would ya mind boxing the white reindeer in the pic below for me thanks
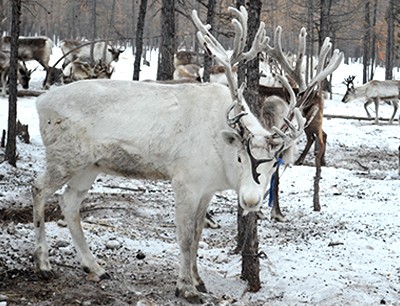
[342,75,400,124]
[60,39,125,69]
[32,7,304,304]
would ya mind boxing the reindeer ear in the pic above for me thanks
[221,130,241,147]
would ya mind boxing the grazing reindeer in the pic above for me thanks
[263,26,344,218]
[60,39,125,69]
[342,75,400,124]
[32,7,306,304]
[0,51,34,95]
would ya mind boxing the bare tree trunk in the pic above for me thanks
[0,0,6,40]
[236,0,262,293]
[319,0,331,49]
[362,0,370,84]
[369,0,378,80]
[319,0,332,92]
[131,0,136,55]
[157,0,175,81]
[90,0,96,65]
[306,0,314,84]
[5,0,21,167]
[133,0,147,81]
[385,0,394,80]
[202,0,216,83]
[104,0,116,60]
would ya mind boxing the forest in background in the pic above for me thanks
[0,0,399,69]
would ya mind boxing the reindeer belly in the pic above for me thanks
[94,144,170,180]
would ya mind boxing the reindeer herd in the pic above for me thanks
[0,36,125,94]
[0,5,396,305]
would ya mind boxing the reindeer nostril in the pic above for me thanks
[242,194,261,209]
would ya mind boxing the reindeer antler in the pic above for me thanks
[264,26,307,91]
[192,6,267,103]
[343,75,356,87]
[264,26,344,124]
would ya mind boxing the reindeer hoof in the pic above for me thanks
[100,272,111,280]
[271,213,286,222]
[196,282,207,293]
[175,287,216,304]
[37,269,55,280]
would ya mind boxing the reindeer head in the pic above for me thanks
[107,45,125,62]
[341,75,356,103]
[17,61,37,89]
[193,6,305,213]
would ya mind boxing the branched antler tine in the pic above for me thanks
[193,9,238,99]
[315,37,331,76]
[294,28,306,86]
[275,74,296,111]
[272,108,305,145]
[200,34,230,66]
[240,22,267,63]
[273,27,292,71]
[308,48,344,88]
[227,105,247,126]
[192,10,230,62]
[283,117,296,132]
[303,105,319,129]
[228,6,247,63]
[265,26,306,91]
[272,126,286,138]
[230,19,245,65]
[292,108,305,136]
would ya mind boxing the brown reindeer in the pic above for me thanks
[263,26,343,219]
[173,50,201,82]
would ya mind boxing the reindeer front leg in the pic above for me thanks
[364,98,374,120]
[190,194,213,293]
[173,181,215,304]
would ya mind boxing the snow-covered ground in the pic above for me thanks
[0,46,399,306]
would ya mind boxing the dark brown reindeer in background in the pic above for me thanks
[262,26,343,219]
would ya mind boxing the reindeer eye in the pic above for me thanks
[237,156,242,163]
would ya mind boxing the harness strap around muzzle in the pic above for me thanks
[267,157,285,207]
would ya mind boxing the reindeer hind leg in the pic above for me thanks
[295,131,315,165]
[389,100,398,124]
